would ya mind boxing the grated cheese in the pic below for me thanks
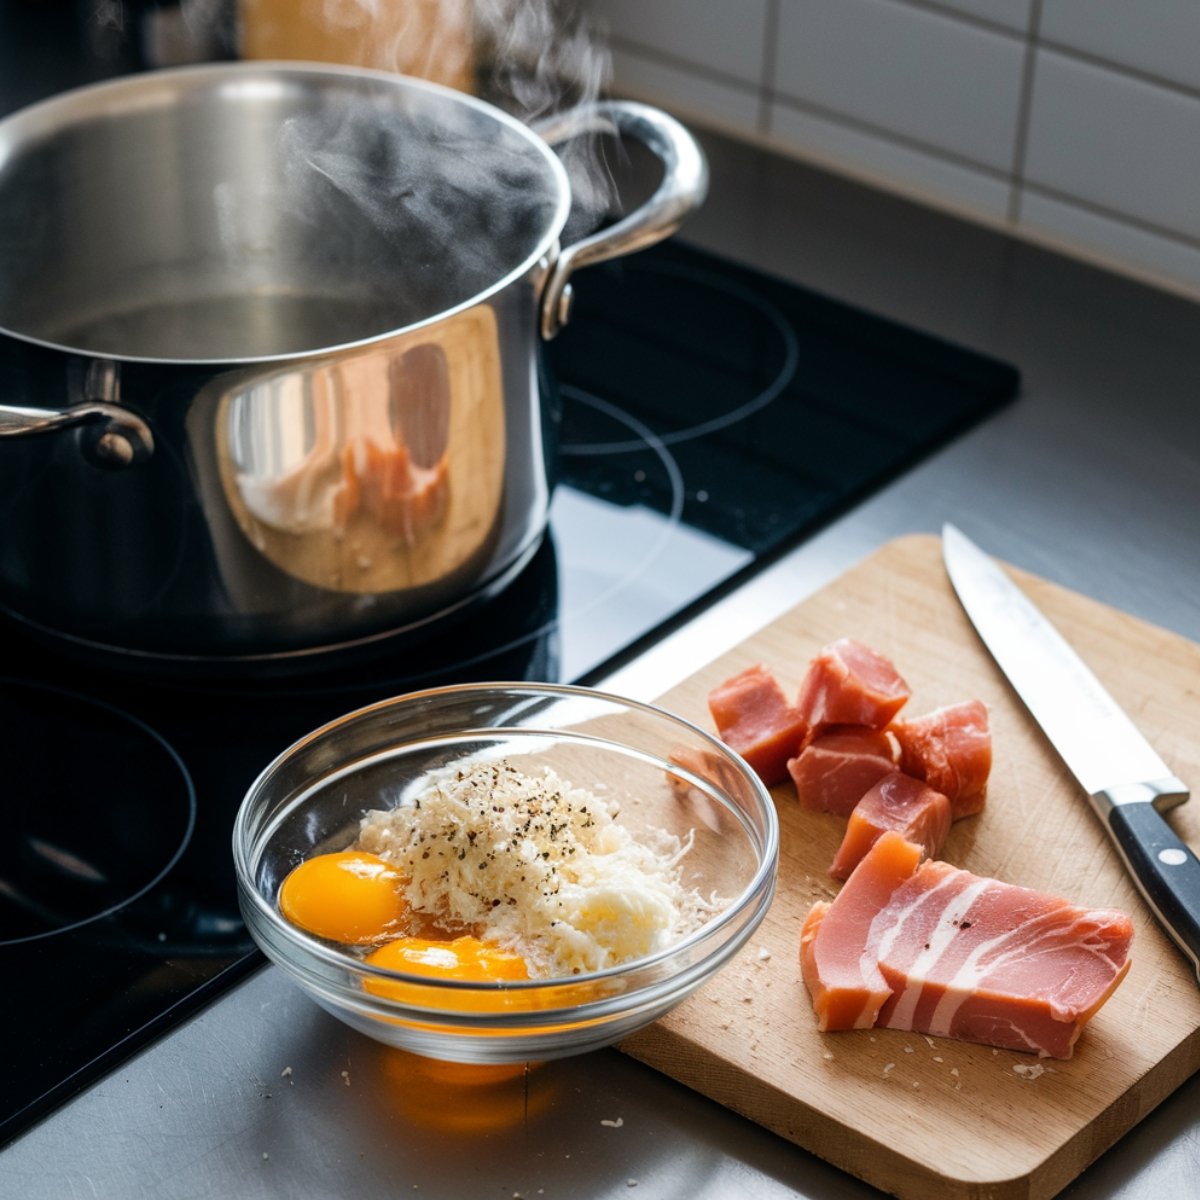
[356,760,717,978]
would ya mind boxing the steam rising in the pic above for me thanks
[86,1,621,333]
[245,0,620,299]
[269,84,565,325]
[255,0,620,234]
[474,0,616,228]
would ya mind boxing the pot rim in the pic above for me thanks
[0,60,574,367]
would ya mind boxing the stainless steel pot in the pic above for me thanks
[0,62,706,666]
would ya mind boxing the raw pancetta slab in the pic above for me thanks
[801,832,1133,1057]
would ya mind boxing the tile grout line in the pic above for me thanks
[770,92,1013,184]
[607,35,762,99]
[1037,36,1200,106]
[860,0,1200,105]
[1020,179,1200,258]
[757,0,782,137]
[1006,0,1042,227]
[769,88,1200,260]
[884,0,1028,41]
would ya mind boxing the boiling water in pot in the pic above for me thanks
[48,290,422,361]
[0,69,561,362]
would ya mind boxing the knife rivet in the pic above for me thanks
[1158,848,1188,867]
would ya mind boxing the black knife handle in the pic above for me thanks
[1107,802,1200,982]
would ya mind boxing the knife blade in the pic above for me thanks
[942,522,1200,983]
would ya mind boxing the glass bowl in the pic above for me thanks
[232,681,778,1063]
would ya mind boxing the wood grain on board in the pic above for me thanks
[620,533,1200,1200]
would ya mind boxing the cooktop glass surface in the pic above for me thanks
[0,237,1019,1146]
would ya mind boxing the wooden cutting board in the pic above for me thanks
[620,533,1200,1200]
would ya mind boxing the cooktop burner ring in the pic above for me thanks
[0,680,197,947]
[559,258,801,454]
[555,387,685,607]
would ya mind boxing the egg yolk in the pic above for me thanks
[278,850,409,945]
[363,935,530,1011]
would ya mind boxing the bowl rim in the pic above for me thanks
[232,680,780,998]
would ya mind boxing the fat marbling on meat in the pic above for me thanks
[787,727,899,816]
[801,831,1133,1058]
[795,636,912,732]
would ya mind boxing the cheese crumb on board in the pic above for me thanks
[357,760,717,978]
[1013,1063,1047,1080]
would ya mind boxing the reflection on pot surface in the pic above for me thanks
[218,309,504,596]
[0,63,707,665]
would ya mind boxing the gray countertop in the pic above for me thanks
[5,126,1199,1200]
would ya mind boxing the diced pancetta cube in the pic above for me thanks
[795,637,911,732]
[801,832,1133,1058]
[787,727,898,816]
[890,699,991,818]
[828,771,951,880]
[707,663,808,786]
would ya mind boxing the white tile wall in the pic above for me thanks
[1024,50,1200,244]
[590,0,771,86]
[592,0,1200,303]
[769,99,1013,220]
[608,43,762,141]
[929,1,1032,34]
[1039,0,1200,92]
[772,0,1026,172]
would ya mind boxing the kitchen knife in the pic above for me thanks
[942,523,1200,983]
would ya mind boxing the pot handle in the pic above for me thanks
[534,100,709,339]
[0,401,155,468]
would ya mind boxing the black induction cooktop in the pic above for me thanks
[0,230,1019,1145]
